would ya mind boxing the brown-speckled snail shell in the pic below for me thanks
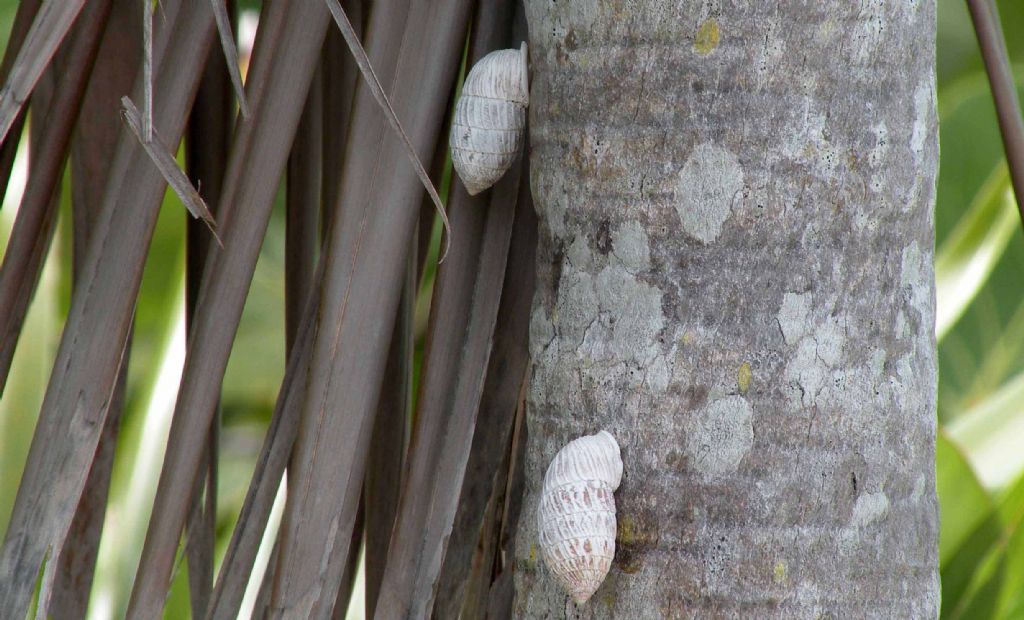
[537,430,623,604]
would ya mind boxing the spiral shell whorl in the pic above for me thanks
[449,43,528,195]
[537,431,622,604]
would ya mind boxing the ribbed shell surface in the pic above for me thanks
[537,431,622,604]
[449,43,529,195]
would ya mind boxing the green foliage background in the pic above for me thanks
[0,0,1022,617]
[935,3,1024,616]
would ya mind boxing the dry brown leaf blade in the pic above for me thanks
[0,0,87,144]
[121,96,222,246]
[183,17,235,612]
[0,3,216,616]
[0,0,43,209]
[52,6,143,605]
[375,2,522,612]
[208,0,249,117]
[0,0,116,397]
[374,157,522,619]
[434,165,536,616]
[205,269,321,620]
[362,249,415,617]
[268,0,472,612]
[126,3,331,615]
[142,0,153,140]
[323,0,452,261]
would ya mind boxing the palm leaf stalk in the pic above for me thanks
[0,4,215,615]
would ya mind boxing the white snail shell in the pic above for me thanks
[449,42,529,196]
[537,430,622,604]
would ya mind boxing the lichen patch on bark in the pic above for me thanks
[900,241,933,326]
[674,142,743,244]
[840,491,891,552]
[548,227,665,369]
[911,82,933,157]
[851,491,890,527]
[610,221,650,272]
[783,309,849,408]
[868,121,889,167]
[777,292,812,345]
[590,266,665,363]
[685,395,754,481]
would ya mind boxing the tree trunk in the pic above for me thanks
[514,2,940,617]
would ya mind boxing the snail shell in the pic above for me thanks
[449,42,529,195]
[537,430,622,604]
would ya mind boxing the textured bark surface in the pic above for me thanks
[514,2,940,617]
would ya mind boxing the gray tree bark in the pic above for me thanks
[514,2,940,618]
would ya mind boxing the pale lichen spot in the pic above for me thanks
[555,258,665,368]
[896,309,909,339]
[737,362,752,394]
[686,395,754,481]
[591,264,665,362]
[868,348,887,377]
[911,81,933,156]
[554,270,598,349]
[646,354,671,393]
[892,353,927,413]
[814,314,847,366]
[565,236,594,270]
[777,292,812,345]
[869,173,884,196]
[911,475,926,502]
[611,221,651,272]
[783,310,848,408]
[694,18,720,55]
[674,143,744,244]
[851,492,889,527]
[782,109,826,163]
[900,241,933,325]
[839,492,890,553]
[785,338,826,408]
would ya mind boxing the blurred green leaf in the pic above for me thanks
[936,164,1018,340]
[994,506,1024,619]
[948,370,1024,490]
[935,70,1023,245]
[938,430,1002,618]
[221,192,285,412]
[950,538,1006,620]
[936,68,1024,424]
[945,470,1024,619]
[164,555,191,620]
[939,430,995,564]
[938,0,1024,89]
